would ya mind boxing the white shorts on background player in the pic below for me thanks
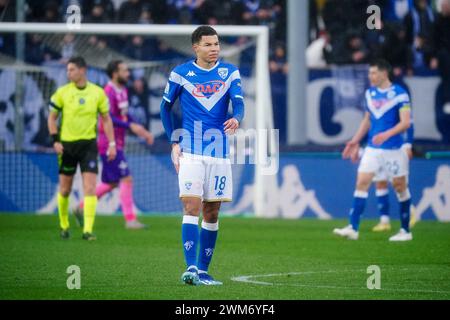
[178,152,232,202]
[359,147,409,181]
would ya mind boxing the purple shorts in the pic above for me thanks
[100,150,131,183]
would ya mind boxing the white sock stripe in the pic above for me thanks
[201,221,219,231]
[396,189,411,202]
[182,215,199,225]
[376,189,389,197]
[354,190,369,198]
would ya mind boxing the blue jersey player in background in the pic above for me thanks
[160,26,244,285]
[334,59,413,241]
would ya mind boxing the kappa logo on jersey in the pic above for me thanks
[186,70,197,77]
[218,68,228,79]
[192,80,226,98]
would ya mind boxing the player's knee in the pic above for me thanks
[121,176,132,184]
[183,200,201,216]
[83,184,97,196]
[376,181,388,190]
[392,179,406,193]
[203,203,220,222]
[59,189,71,197]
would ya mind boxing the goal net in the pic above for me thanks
[0,23,277,217]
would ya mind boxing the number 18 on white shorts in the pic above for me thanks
[178,153,233,202]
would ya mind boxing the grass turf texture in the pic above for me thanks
[0,214,449,300]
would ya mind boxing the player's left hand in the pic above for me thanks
[107,145,117,161]
[223,118,239,135]
[372,132,390,146]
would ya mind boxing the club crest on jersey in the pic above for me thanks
[192,80,225,98]
[185,181,192,190]
[387,91,396,99]
[218,68,228,79]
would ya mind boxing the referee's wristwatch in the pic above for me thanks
[108,141,116,147]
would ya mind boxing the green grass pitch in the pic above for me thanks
[1,214,449,300]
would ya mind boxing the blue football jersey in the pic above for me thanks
[162,60,244,158]
[365,84,411,149]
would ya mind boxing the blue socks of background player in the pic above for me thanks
[349,191,368,231]
[182,215,199,269]
[376,188,390,221]
[198,221,219,273]
[397,189,411,232]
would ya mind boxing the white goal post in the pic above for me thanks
[0,22,278,217]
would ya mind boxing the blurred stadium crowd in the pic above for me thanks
[0,0,449,149]
[0,1,447,76]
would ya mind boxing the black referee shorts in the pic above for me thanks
[58,139,98,176]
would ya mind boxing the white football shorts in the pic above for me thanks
[359,147,409,181]
[178,152,233,202]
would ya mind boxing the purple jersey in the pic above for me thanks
[98,82,131,154]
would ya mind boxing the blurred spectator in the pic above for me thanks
[85,2,113,23]
[269,42,288,74]
[239,0,279,26]
[60,33,76,64]
[122,35,157,61]
[166,0,206,24]
[381,22,411,76]
[323,0,370,39]
[128,77,151,129]
[118,0,143,23]
[41,1,61,22]
[25,34,58,65]
[154,39,187,61]
[382,0,414,22]
[340,32,370,65]
[364,16,387,61]
[0,0,16,21]
[0,0,16,56]
[434,0,450,79]
[307,32,330,68]
[434,0,450,138]
[83,0,115,21]
[404,0,437,72]
[138,6,154,24]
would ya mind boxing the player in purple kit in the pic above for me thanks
[75,60,154,229]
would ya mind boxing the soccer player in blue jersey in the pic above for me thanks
[160,26,244,285]
[333,59,413,241]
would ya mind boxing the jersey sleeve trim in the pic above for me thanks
[49,101,61,112]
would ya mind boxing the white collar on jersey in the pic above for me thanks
[375,85,394,93]
[193,60,220,72]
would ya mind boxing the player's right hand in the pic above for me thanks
[171,143,182,174]
[53,142,63,155]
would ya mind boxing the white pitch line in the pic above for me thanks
[231,271,450,294]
